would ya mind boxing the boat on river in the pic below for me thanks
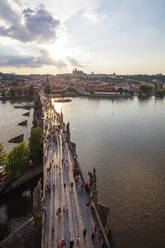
[14,103,34,109]
[14,104,25,108]
[54,99,72,103]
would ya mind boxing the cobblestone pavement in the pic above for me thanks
[42,102,107,248]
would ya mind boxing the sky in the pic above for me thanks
[0,0,165,75]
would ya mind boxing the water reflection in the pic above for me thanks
[0,100,34,152]
[60,96,165,248]
[52,98,63,113]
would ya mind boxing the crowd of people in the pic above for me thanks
[41,97,107,248]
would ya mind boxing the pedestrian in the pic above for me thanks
[66,206,69,214]
[90,205,94,214]
[64,182,66,190]
[53,183,55,191]
[58,240,62,248]
[42,206,46,216]
[91,232,95,244]
[61,239,66,247]
[93,224,97,233]
[69,240,74,248]
[100,239,105,247]
[58,167,61,175]
[56,206,61,217]
[83,228,87,242]
[63,205,66,214]
[98,229,102,242]
[76,235,80,245]
[71,182,74,189]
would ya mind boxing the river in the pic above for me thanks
[53,96,165,248]
[0,97,165,248]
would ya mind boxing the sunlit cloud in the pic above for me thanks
[0,49,67,68]
[0,1,60,44]
[83,10,106,23]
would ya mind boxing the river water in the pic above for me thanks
[54,96,165,248]
[0,97,165,248]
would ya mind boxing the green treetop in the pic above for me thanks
[28,85,35,96]
[117,88,123,94]
[9,87,16,97]
[1,89,5,97]
[28,127,43,165]
[5,142,29,177]
[138,85,153,97]
[44,85,51,95]
[0,143,6,167]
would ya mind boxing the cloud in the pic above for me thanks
[0,49,67,68]
[0,0,20,25]
[67,57,83,67]
[83,10,106,23]
[22,8,34,15]
[0,1,60,43]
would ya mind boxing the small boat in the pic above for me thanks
[24,103,34,107]
[54,99,71,103]
[14,104,25,108]
[24,103,34,109]
[14,103,34,109]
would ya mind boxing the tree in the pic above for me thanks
[124,89,128,94]
[44,85,51,95]
[155,88,165,97]
[117,88,123,94]
[28,85,35,96]
[28,127,43,164]
[17,87,23,96]
[128,90,134,96]
[0,143,6,167]
[9,87,16,97]
[12,80,18,87]
[1,89,5,97]
[5,142,29,177]
[155,82,163,90]
[23,87,28,95]
[138,85,153,97]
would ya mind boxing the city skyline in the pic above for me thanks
[0,0,165,75]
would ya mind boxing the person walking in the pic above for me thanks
[58,240,62,248]
[69,240,74,248]
[70,182,74,191]
[64,182,66,190]
[61,239,66,247]
[93,224,97,233]
[76,235,80,246]
[56,206,61,217]
[63,205,66,214]
[91,232,95,244]
[83,228,87,242]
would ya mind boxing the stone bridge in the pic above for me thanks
[40,95,111,248]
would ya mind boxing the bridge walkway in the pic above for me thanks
[42,98,108,248]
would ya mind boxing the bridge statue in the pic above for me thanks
[61,112,63,122]
[66,122,70,140]
[88,168,98,207]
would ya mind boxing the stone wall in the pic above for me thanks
[0,164,43,197]
[0,218,41,248]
